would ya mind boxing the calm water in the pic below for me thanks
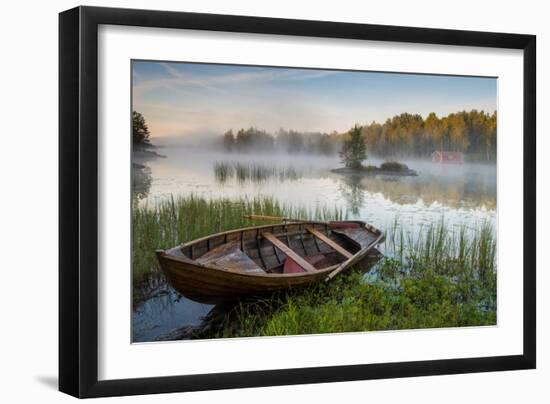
[132,146,496,342]
[138,147,496,227]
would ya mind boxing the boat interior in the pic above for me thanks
[167,222,379,275]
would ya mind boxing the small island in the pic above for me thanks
[331,125,417,177]
[331,161,417,176]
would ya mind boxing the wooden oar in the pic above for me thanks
[243,214,304,223]
[325,232,385,281]
[244,215,359,227]
[325,263,352,281]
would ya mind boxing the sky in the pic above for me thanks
[132,60,497,139]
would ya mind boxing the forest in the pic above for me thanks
[219,109,497,161]
[222,128,341,155]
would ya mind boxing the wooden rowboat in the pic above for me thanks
[156,219,384,304]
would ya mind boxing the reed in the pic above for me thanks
[213,161,302,184]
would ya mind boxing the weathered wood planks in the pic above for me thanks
[261,232,317,273]
[306,227,353,259]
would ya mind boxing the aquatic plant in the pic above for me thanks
[213,161,302,184]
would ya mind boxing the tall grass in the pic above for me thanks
[132,194,345,294]
[384,219,496,283]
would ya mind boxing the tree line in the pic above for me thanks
[222,128,342,155]
[219,109,497,161]
[132,108,496,160]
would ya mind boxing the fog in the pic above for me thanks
[135,143,496,215]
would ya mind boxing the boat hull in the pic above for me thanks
[157,254,335,303]
[156,220,383,304]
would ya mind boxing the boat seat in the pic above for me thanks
[331,228,377,249]
[196,241,265,274]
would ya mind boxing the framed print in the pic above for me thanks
[59,6,536,398]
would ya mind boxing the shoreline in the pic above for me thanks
[133,147,166,160]
[330,166,418,177]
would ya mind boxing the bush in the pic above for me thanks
[380,161,408,172]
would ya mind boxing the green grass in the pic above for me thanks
[132,195,344,301]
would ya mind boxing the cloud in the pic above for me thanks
[133,63,340,98]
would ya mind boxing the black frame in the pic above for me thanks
[59,6,536,398]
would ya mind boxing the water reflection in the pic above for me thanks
[132,162,152,202]
[132,148,166,203]
[209,158,496,211]
[335,168,496,211]
[337,174,365,215]
[132,285,213,342]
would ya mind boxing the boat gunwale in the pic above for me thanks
[158,220,384,279]
[178,220,379,249]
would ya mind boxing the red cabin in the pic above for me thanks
[432,150,464,164]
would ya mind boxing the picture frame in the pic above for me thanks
[59,5,536,398]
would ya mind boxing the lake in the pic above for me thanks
[132,146,496,342]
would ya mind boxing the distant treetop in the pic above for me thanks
[132,111,151,145]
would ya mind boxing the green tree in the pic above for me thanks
[340,125,367,169]
[132,111,151,145]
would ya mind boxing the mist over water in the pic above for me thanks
[136,145,496,235]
